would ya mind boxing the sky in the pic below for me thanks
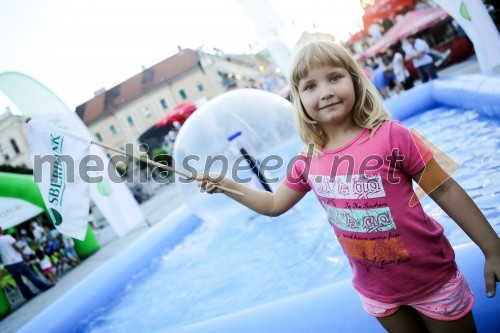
[0,0,363,113]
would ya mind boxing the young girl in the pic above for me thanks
[197,39,500,333]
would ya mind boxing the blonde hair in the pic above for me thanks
[289,39,390,155]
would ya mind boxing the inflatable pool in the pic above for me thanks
[17,75,500,333]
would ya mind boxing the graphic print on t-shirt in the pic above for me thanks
[310,174,411,272]
[311,174,386,199]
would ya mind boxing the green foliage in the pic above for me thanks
[152,147,167,160]
[151,148,172,177]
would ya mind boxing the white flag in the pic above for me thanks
[28,120,91,240]
[0,72,144,237]
[434,0,500,73]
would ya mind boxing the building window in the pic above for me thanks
[160,98,168,110]
[95,133,103,142]
[105,85,121,110]
[126,116,134,127]
[142,106,151,118]
[0,144,9,160]
[179,89,187,100]
[10,139,20,154]
[196,81,204,92]
[109,125,117,136]
[141,68,155,85]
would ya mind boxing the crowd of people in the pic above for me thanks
[343,0,460,100]
[0,220,80,302]
[356,0,433,51]
[361,33,451,100]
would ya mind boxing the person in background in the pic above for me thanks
[61,234,81,266]
[16,229,36,259]
[381,17,394,33]
[46,229,79,274]
[386,42,414,91]
[0,227,53,300]
[34,249,58,283]
[30,221,47,247]
[368,21,384,43]
[370,63,394,99]
[362,57,379,79]
[405,34,438,83]
[88,208,99,230]
[395,6,412,22]
[364,56,378,71]
[264,75,278,92]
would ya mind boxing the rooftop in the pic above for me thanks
[75,49,200,125]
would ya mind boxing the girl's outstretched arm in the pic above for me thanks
[197,174,306,217]
[412,158,500,298]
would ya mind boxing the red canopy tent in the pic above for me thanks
[348,31,365,44]
[155,102,197,128]
[361,7,449,59]
[362,0,415,32]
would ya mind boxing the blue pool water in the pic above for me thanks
[77,106,500,333]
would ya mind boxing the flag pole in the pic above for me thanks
[90,141,244,197]
[24,117,243,196]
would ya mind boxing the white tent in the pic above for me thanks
[0,197,43,230]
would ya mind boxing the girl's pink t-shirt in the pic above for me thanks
[284,120,456,303]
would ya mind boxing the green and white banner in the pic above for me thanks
[0,72,145,238]
[29,120,90,240]
[0,197,43,230]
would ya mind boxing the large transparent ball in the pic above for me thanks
[173,89,298,223]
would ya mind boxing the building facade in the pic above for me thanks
[76,48,278,153]
[0,109,30,168]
